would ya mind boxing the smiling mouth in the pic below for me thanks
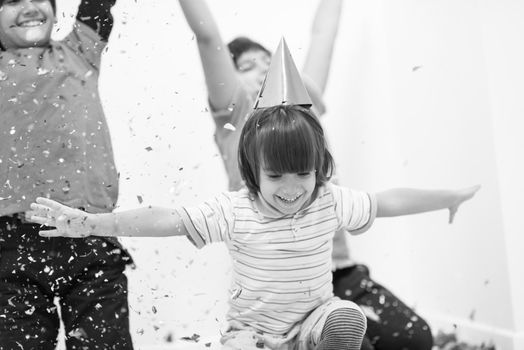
[276,194,302,204]
[17,19,46,28]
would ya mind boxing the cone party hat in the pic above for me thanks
[254,37,312,109]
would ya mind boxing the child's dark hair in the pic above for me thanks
[238,105,334,194]
[227,37,271,68]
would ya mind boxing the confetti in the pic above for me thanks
[223,123,236,131]
[25,306,35,315]
[180,333,200,342]
[68,328,87,339]
[230,288,242,300]
[37,67,50,75]
[165,332,173,343]
[360,305,380,322]
[469,309,476,321]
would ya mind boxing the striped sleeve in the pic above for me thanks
[175,192,235,249]
[331,184,377,235]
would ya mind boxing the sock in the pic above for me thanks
[316,307,367,350]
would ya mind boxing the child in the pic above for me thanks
[180,1,436,348]
[27,49,479,348]
[178,0,337,192]
[0,0,133,348]
[28,103,479,350]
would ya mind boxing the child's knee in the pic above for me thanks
[320,307,367,349]
[325,307,366,335]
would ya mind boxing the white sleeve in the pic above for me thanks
[176,192,235,248]
[332,184,377,235]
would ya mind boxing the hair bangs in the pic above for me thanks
[258,111,320,175]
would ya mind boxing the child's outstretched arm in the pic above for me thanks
[375,185,480,223]
[28,198,188,238]
[76,0,118,42]
[178,0,239,111]
[302,0,343,95]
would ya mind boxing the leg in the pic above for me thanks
[316,307,367,350]
[0,216,60,350]
[58,238,133,349]
[298,298,366,350]
[333,265,433,350]
[0,280,60,350]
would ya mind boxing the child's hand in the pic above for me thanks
[27,197,93,238]
[448,185,481,224]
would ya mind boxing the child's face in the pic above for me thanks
[258,167,316,215]
[236,49,271,98]
[0,0,54,50]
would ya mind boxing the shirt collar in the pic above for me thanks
[251,186,323,219]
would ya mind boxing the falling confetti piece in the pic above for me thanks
[137,195,143,204]
[180,333,200,342]
[25,306,35,315]
[7,296,16,307]
[223,123,236,131]
[68,328,87,339]
[165,332,173,343]
[360,305,380,322]
[230,288,242,300]
[145,146,153,152]
[469,309,476,321]
[37,67,50,75]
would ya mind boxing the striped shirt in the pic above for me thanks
[177,182,377,335]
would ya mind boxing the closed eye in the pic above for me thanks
[298,171,314,177]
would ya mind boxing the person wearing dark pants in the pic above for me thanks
[333,264,434,350]
[0,216,132,349]
[0,0,133,348]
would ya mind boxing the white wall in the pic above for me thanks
[478,1,524,348]
[53,0,523,349]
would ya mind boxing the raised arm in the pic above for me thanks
[178,0,239,110]
[302,0,343,95]
[76,0,117,42]
[375,185,480,223]
[28,198,188,238]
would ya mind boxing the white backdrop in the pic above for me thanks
[53,0,524,349]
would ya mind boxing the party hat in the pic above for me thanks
[254,37,312,109]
